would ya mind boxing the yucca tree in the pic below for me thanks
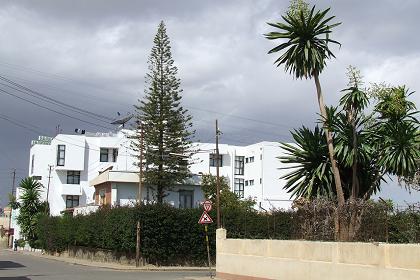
[280,123,383,200]
[16,177,46,246]
[265,2,345,209]
[280,68,419,240]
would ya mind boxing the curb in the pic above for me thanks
[12,250,214,272]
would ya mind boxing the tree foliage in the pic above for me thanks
[280,67,420,200]
[132,21,194,203]
[265,2,341,78]
[16,177,48,247]
[200,174,256,211]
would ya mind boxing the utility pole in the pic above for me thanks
[136,121,144,267]
[11,169,16,196]
[215,120,221,228]
[46,165,53,213]
[46,165,53,202]
[8,169,16,248]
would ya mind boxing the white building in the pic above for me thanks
[191,142,293,210]
[13,130,294,239]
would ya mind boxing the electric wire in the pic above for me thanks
[0,82,111,124]
[0,88,113,130]
[0,75,114,121]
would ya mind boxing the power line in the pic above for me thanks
[0,60,118,98]
[0,114,50,135]
[0,82,111,124]
[0,88,113,130]
[0,75,114,121]
[186,105,295,129]
[0,114,101,152]
[0,60,296,131]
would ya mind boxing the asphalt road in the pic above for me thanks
[0,250,209,280]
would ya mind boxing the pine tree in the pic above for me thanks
[133,21,194,203]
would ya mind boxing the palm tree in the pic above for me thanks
[16,177,46,246]
[279,71,419,240]
[265,3,345,213]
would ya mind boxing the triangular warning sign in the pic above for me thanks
[198,211,213,224]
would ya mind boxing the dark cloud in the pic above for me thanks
[0,0,419,207]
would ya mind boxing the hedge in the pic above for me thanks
[36,202,420,266]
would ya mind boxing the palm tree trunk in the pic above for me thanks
[314,73,347,240]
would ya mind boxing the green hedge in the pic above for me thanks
[36,202,420,266]
[37,205,217,265]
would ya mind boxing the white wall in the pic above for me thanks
[261,143,293,210]
[190,142,294,210]
[110,182,204,208]
[216,229,420,280]
[22,131,295,221]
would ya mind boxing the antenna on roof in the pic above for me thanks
[110,113,133,128]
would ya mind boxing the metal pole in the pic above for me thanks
[8,169,16,248]
[215,120,221,229]
[205,225,212,276]
[136,220,141,267]
[46,165,53,205]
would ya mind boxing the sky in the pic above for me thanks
[0,0,419,207]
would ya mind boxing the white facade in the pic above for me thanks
[14,130,295,239]
[191,142,294,210]
[22,131,136,216]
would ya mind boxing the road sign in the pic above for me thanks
[198,211,213,224]
[202,200,212,212]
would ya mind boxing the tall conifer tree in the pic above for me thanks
[133,21,194,203]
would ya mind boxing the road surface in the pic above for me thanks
[0,250,209,280]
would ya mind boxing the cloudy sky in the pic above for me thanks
[0,0,419,207]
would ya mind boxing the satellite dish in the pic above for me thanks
[110,114,133,128]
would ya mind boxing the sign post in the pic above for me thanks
[198,200,214,277]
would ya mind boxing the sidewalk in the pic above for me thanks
[11,249,215,273]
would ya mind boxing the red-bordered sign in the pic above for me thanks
[198,211,213,224]
[202,200,212,212]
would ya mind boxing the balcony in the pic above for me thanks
[60,184,82,196]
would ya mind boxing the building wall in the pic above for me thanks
[192,142,294,210]
[21,131,294,220]
[216,229,420,280]
[261,143,293,210]
[93,182,204,209]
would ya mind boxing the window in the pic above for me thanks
[66,195,79,208]
[209,154,223,167]
[234,178,244,198]
[245,158,249,163]
[260,154,262,160]
[57,145,65,166]
[245,180,249,186]
[67,171,80,184]
[249,156,254,163]
[260,178,262,184]
[249,179,254,186]
[112,148,118,162]
[179,190,194,209]
[100,148,109,162]
[235,156,244,175]
[31,155,35,174]
[32,176,42,181]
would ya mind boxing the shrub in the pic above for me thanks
[36,201,420,266]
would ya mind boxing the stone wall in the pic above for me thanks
[216,229,420,280]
